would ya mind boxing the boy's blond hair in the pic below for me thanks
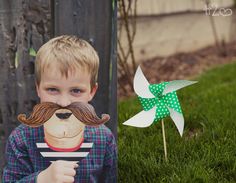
[35,35,99,88]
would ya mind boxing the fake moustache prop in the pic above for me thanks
[123,66,197,136]
[18,102,110,162]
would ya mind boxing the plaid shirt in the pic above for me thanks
[2,124,117,183]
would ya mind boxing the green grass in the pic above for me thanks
[118,62,236,183]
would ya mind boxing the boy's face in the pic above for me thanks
[36,66,98,106]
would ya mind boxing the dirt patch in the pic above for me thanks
[118,41,236,98]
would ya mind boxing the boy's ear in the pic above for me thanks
[89,83,98,101]
[35,82,40,98]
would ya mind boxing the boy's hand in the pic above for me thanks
[37,160,78,183]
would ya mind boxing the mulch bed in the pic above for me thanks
[118,41,236,98]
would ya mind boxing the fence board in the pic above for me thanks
[54,0,116,136]
[0,0,52,179]
[107,0,117,138]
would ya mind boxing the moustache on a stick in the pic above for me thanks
[18,102,110,127]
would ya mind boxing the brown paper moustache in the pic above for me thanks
[17,102,110,127]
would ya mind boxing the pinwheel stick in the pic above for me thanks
[161,119,168,162]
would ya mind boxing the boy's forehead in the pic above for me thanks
[43,63,88,75]
[41,64,91,81]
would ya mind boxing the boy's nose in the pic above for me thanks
[56,97,72,107]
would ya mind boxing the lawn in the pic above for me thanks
[118,62,236,183]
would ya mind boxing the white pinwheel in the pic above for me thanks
[123,66,197,136]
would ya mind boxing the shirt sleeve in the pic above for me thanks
[100,132,117,183]
[2,131,40,183]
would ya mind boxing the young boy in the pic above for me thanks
[2,35,117,183]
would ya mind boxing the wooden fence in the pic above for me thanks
[0,0,116,179]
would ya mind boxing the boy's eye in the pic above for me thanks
[46,88,59,93]
[71,89,81,94]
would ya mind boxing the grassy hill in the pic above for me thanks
[118,62,236,183]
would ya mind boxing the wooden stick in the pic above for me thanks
[161,119,168,162]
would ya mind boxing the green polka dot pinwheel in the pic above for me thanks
[123,66,197,136]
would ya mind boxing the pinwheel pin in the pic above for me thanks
[123,66,197,160]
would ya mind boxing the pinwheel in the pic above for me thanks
[123,66,197,135]
[123,66,197,160]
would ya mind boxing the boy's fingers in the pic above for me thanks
[63,167,76,176]
[69,161,79,164]
[59,161,78,168]
[62,175,75,183]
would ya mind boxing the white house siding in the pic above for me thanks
[136,0,234,16]
[118,0,236,63]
